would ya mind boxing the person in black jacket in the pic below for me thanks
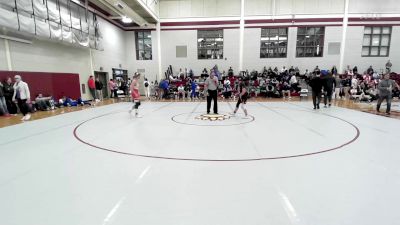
[331,66,338,75]
[95,77,104,101]
[309,72,323,109]
[2,77,17,114]
[322,73,336,107]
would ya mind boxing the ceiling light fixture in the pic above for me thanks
[121,16,132,23]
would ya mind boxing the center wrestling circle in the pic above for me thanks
[73,107,360,162]
[171,112,255,126]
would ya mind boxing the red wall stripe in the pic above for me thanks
[161,20,240,26]
[0,71,81,100]
[161,26,240,31]
[349,17,400,22]
[245,18,343,24]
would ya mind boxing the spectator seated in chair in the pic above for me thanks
[281,81,291,99]
[177,84,185,99]
[34,94,55,111]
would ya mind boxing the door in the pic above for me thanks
[94,71,109,98]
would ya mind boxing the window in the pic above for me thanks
[260,28,288,58]
[296,27,325,57]
[135,31,152,60]
[362,27,391,57]
[198,30,223,59]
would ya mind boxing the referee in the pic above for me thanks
[205,72,219,114]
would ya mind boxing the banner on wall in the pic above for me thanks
[35,18,50,38]
[33,0,48,19]
[47,2,61,22]
[0,0,15,9]
[16,0,33,14]
[62,26,73,43]
[50,22,62,41]
[61,12,72,27]
[18,14,35,34]
[0,8,18,30]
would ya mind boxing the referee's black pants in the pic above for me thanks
[207,90,218,114]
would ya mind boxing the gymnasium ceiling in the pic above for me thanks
[87,0,158,29]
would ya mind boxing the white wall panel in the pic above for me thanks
[179,0,192,18]
[0,40,8,70]
[160,0,240,19]
[348,0,400,13]
[245,0,345,16]
[161,29,240,76]
[190,0,204,17]
[203,0,217,17]
[245,0,272,16]
[275,0,293,15]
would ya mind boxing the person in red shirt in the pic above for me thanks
[129,73,142,118]
[87,76,96,101]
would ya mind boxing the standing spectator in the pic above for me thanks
[334,75,342,100]
[367,66,374,75]
[223,78,232,99]
[160,79,169,99]
[3,77,17,114]
[108,79,117,98]
[95,77,103,101]
[376,73,399,115]
[385,60,392,73]
[150,81,156,99]
[12,75,31,121]
[353,66,358,74]
[228,67,234,76]
[204,72,218,114]
[313,66,321,74]
[0,81,10,116]
[322,73,336,107]
[331,66,338,75]
[309,73,323,109]
[289,74,298,91]
[88,76,96,101]
[143,78,150,100]
[190,80,198,100]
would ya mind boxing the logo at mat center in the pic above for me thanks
[195,113,231,121]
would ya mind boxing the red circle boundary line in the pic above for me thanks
[72,110,360,162]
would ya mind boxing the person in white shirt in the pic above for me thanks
[347,68,354,76]
[12,75,31,121]
[177,85,185,99]
[289,75,297,85]
[143,78,150,100]
[351,76,358,89]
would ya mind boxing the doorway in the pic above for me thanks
[94,71,109,99]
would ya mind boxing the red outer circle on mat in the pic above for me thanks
[73,110,360,162]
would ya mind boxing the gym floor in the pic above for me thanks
[0,100,399,225]
[0,97,399,128]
